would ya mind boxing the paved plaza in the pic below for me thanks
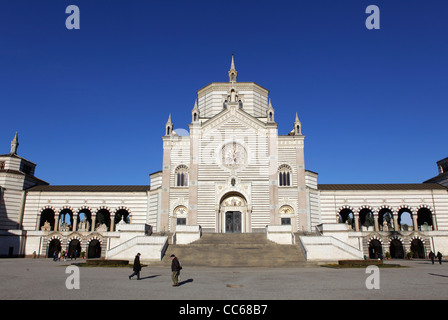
[0,258,446,301]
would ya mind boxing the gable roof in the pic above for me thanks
[318,183,446,191]
[26,185,150,192]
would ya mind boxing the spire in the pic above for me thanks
[267,99,275,122]
[165,114,173,136]
[228,53,237,83]
[10,132,19,155]
[294,112,302,135]
[192,99,199,123]
[230,54,236,70]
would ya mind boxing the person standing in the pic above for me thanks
[437,251,443,265]
[429,251,435,264]
[129,253,142,280]
[170,254,182,287]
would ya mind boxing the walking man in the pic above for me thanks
[429,251,435,265]
[129,253,142,280]
[437,251,443,265]
[170,254,182,287]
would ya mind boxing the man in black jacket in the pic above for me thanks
[170,254,182,286]
[429,251,435,264]
[437,251,443,265]
[129,253,142,280]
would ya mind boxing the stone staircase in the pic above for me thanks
[148,233,310,268]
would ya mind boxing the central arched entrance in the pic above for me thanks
[218,192,249,233]
[390,239,404,259]
[411,238,425,259]
[48,239,61,258]
[88,239,101,258]
[369,239,383,259]
[225,211,242,233]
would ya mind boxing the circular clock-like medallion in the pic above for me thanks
[221,142,247,169]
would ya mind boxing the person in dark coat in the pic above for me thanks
[170,254,182,286]
[429,251,435,264]
[437,251,443,265]
[129,253,142,280]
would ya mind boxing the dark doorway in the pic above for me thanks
[88,240,101,258]
[48,239,61,258]
[68,239,81,259]
[411,239,425,259]
[369,239,383,259]
[390,239,404,259]
[225,211,241,233]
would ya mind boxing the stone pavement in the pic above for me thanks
[0,258,446,301]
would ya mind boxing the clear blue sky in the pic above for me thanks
[1,0,447,186]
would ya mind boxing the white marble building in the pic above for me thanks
[1,57,448,262]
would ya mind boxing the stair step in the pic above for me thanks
[148,233,310,268]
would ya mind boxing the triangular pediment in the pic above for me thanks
[201,106,273,135]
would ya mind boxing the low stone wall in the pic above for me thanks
[266,225,295,244]
[172,225,202,244]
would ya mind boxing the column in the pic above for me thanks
[432,214,438,231]
[73,214,78,231]
[354,214,360,232]
[393,215,399,231]
[374,214,379,231]
[91,215,96,232]
[412,214,418,231]
[110,214,115,231]
[55,214,60,231]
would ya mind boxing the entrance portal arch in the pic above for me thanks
[47,239,61,258]
[368,239,383,259]
[218,192,250,233]
[410,237,425,259]
[389,238,404,259]
[88,239,101,258]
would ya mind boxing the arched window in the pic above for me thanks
[359,207,374,230]
[417,207,433,230]
[96,209,111,231]
[378,208,394,231]
[278,164,292,187]
[398,207,413,231]
[39,208,55,231]
[338,208,355,230]
[175,165,189,187]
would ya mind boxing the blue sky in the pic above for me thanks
[1,0,447,186]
